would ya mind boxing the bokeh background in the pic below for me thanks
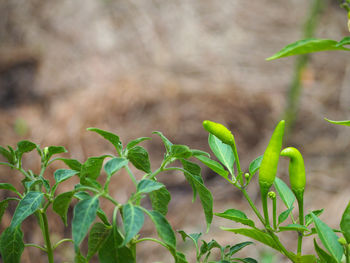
[0,0,350,262]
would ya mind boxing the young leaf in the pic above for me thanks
[146,210,176,248]
[221,228,280,251]
[10,191,44,229]
[195,155,229,180]
[228,241,254,256]
[87,127,122,153]
[305,209,324,227]
[54,169,79,183]
[81,155,110,181]
[87,222,111,260]
[278,206,294,225]
[191,149,210,158]
[152,131,173,154]
[325,118,350,126]
[53,191,75,226]
[137,179,164,194]
[208,134,235,175]
[17,140,37,155]
[215,209,255,228]
[104,157,128,177]
[178,230,202,247]
[199,239,221,257]
[266,38,349,60]
[0,226,24,263]
[149,187,171,215]
[127,146,151,173]
[314,239,338,263]
[231,258,258,263]
[278,224,310,232]
[340,201,350,243]
[122,203,144,245]
[311,213,343,262]
[45,146,67,160]
[0,146,14,164]
[169,145,193,159]
[249,155,263,176]
[126,137,151,150]
[72,196,99,250]
[0,199,9,223]
[336,36,350,47]
[58,158,82,171]
[0,183,21,197]
[274,177,295,209]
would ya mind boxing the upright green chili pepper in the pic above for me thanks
[259,120,285,226]
[202,120,235,145]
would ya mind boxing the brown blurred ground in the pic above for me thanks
[0,0,350,262]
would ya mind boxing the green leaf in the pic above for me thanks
[137,179,164,194]
[249,155,263,176]
[215,209,255,228]
[314,239,338,263]
[0,146,14,164]
[311,213,343,262]
[45,146,67,160]
[17,140,37,155]
[54,169,79,183]
[221,228,280,251]
[195,155,229,180]
[10,191,44,229]
[336,36,350,47]
[87,222,111,260]
[292,254,317,263]
[0,183,21,197]
[274,177,295,209]
[278,224,309,232]
[53,191,74,226]
[231,258,258,263]
[340,201,350,243]
[182,169,213,231]
[146,210,176,248]
[181,159,203,202]
[228,241,254,256]
[81,155,110,181]
[305,209,324,227]
[0,199,9,223]
[126,137,151,150]
[325,118,350,126]
[104,157,128,177]
[72,196,99,250]
[278,206,294,225]
[58,158,82,171]
[178,230,202,247]
[266,38,350,60]
[122,203,144,245]
[74,252,88,263]
[200,239,221,257]
[208,134,234,175]
[169,145,193,159]
[191,149,210,158]
[153,131,173,153]
[87,127,122,153]
[0,226,24,263]
[96,209,110,225]
[149,187,171,215]
[127,146,151,173]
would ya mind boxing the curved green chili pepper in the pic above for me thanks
[259,120,285,226]
[202,120,235,145]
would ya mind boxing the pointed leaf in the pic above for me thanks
[87,223,112,260]
[0,183,21,197]
[178,230,202,246]
[278,224,310,232]
[81,155,109,180]
[126,137,151,150]
[305,209,324,227]
[314,239,338,263]
[127,146,151,173]
[10,191,44,228]
[169,145,192,159]
[215,209,255,228]
[57,158,82,171]
[122,203,144,245]
[17,140,37,154]
[54,169,79,183]
[208,134,234,175]
[72,196,99,250]
[266,38,350,60]
[311,213,343,262]
[325,118,350,126]
[53,191,74,226]
[274,177,295,209]
[0,199,9,223]
[153,131,173,154]
[191,149,210,158]
[0,146,14,164]
[221,228,280,251]
[229,241,254,256]
[336,37,350,47]
[0,226,24,263]
[149,187,171,215]
[278,206,294,225]
[249,155,263,176]
[195,155,229,179]
[137,179,164,194]
[45,146,67,160]
[340,201,350,243]
[104,157,128,177]
[87,127,122,153]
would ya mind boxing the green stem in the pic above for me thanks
[272,197,277,230]
[24,243,47,252]
[52,239,74,250]
[297,198,304,255]
[103,193,121,206]
[261,193,270,227]
[241,188,265,225]
[125,165,138,186]
[230,143,243,185]
[133,237,168,248]
[266,228,295,262]
[345,244,350,263]
[39,211,54,263]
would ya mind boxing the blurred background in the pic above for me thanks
[0,0,350,262]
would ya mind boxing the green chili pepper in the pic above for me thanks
[202,120,235,145]
[280,147,305,205]
[259,120,285,226]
